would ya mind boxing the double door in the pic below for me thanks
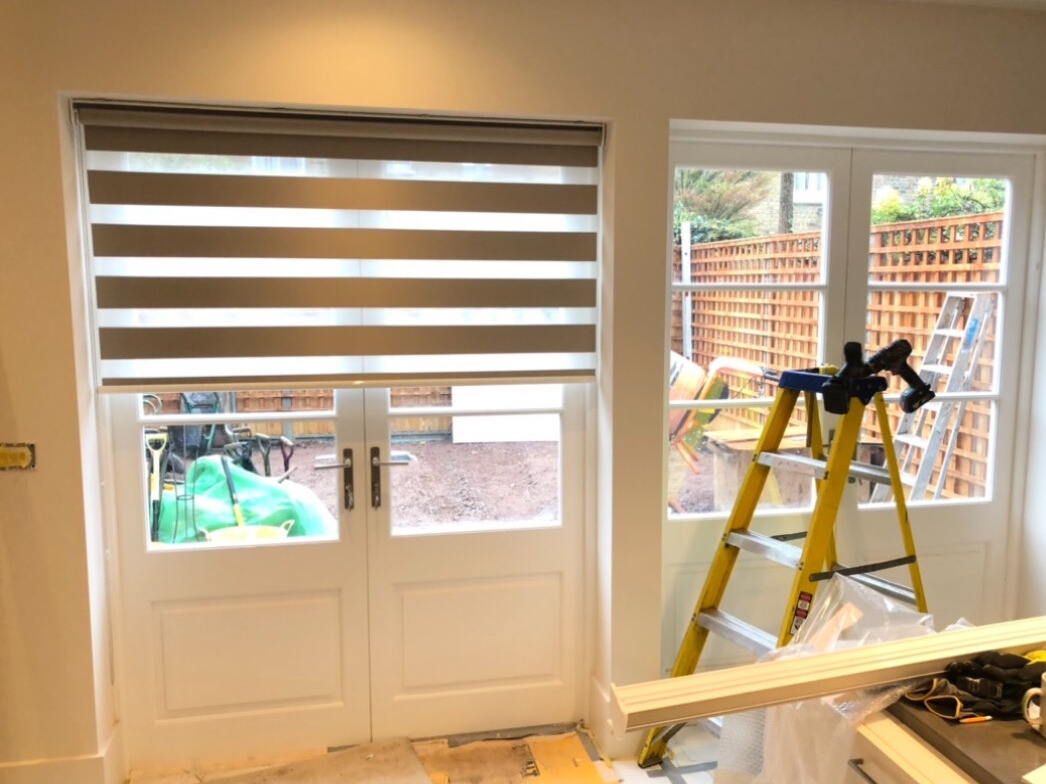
[663,133,1036,672]
[111,384,585,771]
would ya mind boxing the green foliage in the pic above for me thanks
[870,178,1006,226]
[674,169,774,242]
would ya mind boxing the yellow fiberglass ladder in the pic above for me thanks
[637,340,933,769]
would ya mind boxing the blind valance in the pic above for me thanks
[77,103,602,392]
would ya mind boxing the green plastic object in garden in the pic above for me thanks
[155,456,337,544]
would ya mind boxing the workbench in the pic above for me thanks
[851,701,1046,784]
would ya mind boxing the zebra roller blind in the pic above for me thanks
[77,104,602,391]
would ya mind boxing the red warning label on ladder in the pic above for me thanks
[790,591,813,636]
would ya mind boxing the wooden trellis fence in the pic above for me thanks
[149,387,452,439]
[672,211,1004,498]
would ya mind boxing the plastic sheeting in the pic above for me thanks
[154,455,337,544]
[715,574,937,784]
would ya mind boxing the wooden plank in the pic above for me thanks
[610,616,1046,733]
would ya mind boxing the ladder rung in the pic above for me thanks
[932,329,964,339]
[756,451,827,479]
[848,573,919,606]
[757,451,892,484]
[695,716,723,738]
[697,609,776,656]
[895,433,929,449]
[726,530,802,569]
[920,363,953,375]
[847,461,892,484]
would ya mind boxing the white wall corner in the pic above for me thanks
[586,674,642,761]
[1017,151,1046,618]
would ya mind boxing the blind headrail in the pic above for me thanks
[76,103,604,147]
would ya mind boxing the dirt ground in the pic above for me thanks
[282,438,560,528]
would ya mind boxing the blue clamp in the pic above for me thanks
[779,369,887,405]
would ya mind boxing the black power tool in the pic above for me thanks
[821,340,935,415]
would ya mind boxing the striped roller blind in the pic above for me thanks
[76,104,602,392]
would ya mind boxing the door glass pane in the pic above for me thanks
[854,393,995,505]
[388,385,562,536]
[668,403,815,515]
[669,167,828,517]
[863,174,1007,504]
[671,291,822,381]
[140,390,337,547]
[672,168,827,285]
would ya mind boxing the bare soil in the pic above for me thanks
[282,438,560,527]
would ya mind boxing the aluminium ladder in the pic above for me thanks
[870,292,995,503]
[638,365,929,769]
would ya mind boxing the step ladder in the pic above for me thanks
[637,366,929,769]
[870,292,995,503]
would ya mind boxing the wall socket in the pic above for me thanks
[0,443,36,470]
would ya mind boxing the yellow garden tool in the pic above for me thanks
[144,429,168,542]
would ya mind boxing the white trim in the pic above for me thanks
[0,726,123,784]
[610,615,1046,732]
[1010,150,1046,617]
[671,283,826,293]
[671,119,1046,154]
[883,0,1046,10]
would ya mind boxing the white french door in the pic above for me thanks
[111,383,585,771]
[838,148,1033,627]
[355,385,585,739]
[662,129,1035,674]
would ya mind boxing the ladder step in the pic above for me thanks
[726,530,802,569]
[756,451,891,484]
[932,328,964,339]
[895,433,929,449]
[920,363,953,375]
[695,716,723,738]
[848,573,919,606]
[756,451,827,478]
[697,609,776,656]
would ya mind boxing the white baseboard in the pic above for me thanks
[0,725,123,784]
[587,674,642,760]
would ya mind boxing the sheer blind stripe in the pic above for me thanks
[77,104,602,391]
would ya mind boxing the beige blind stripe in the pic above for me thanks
[84,126,599,167]
[96,277,597,309]
[78,103,602,390]
[92,225,598,262]
[78,106,603,147]
[87,171,599,215]
[99,325,597,360]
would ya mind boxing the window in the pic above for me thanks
[665,140,1026,519]
[661,126,1035,671]
[668,164,833,516]
[77,104,601,546]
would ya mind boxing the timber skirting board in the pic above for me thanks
[611,616,1046,733]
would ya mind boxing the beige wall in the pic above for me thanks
[2,0,1046,778]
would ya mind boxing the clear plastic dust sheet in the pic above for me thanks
[715,574,941,784]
